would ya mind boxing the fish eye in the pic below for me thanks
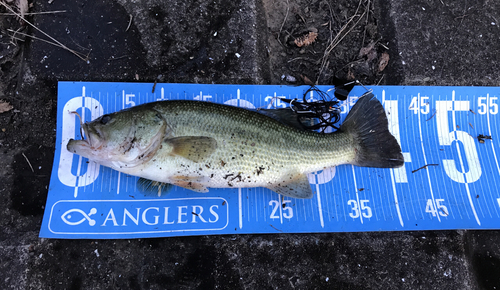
[100,115,111,125]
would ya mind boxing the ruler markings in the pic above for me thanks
[385,97,401,223]
[43,83,500,239]
[390,167,404,226]
[351,166,363,224]
[342,166,349,222]
[412,94,426,220]
[478,97,495,217]
[245,188,252,222]
[432,94,453,220]
[486,94,500,218]
[398,95,411,221]
[315,183,325,227]
[452,92,480,224]
[322,181,334,222]
[467,97,490,219]
[438,94,463,219]
[418,93,441,222]
[487,94,500,176]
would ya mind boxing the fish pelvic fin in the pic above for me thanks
[165,136,217,163]
[266,172,313,199]
[341,93,404,168]
[137,178,174,197]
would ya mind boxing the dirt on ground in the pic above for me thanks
[262,0,388,85]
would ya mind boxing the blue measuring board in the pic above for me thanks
[40,82,500,239]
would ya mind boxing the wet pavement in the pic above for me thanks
[1,0,500,288]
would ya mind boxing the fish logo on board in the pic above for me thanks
[61,208,97,226]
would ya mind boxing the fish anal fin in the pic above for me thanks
[266,172,313,199]
[137,177,173,197]
[170,175,209,193]
[165,136,217,163]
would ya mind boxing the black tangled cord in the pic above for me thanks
[281,86,341,133]
[280,80,368,133]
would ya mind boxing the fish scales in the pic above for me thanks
[148,100,355,187]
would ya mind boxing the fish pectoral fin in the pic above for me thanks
[169,175,209,193]
[165,136,217,163]
[266,173,313,199]
[137,178,174,197]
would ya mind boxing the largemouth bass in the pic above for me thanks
[67,93,403,199]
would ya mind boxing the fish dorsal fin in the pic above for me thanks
[266,172,313,199]
[165,136,217,163]
[137,178,173,197]
[255,108,315,130]
[169,175,209,193]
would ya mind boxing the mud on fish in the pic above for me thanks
[67,93,404,199]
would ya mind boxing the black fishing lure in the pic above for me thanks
[281,86,342,132]
[279,80,368,133]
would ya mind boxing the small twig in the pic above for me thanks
[277,0,289,46]
[361,0,371,46]
[126,14,133,31]
[379,42,389,50]
[0,1,89,61]
[426,109,437,121]
[412,164,438,174]
[8,34,25,43]
[8,26,23,44]
[0,10,67,15]
[9,29,66,48]
[8,29,91,61]
[107,55,128,61]
[376,74,384,85]
[326,1,334,42]
[269,224,283,232]
[152,80,158,93]
[68,35,91,52]
[317,0,367,84]
[287,57,316,63]
[22,153,34,173]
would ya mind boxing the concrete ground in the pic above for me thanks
[1,0,499,288]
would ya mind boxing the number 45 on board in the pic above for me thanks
[425,199,448,217]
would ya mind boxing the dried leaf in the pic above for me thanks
[16,0,28,19]
[294,32,318,48]
[367,50,378,62]
[300,74,313,85]
[359,42,376,58]
[378,52,390,72]
[346,68,355,81]
[0,100,14,113]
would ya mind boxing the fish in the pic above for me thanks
[67,93,404,199]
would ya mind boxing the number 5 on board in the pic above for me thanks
[436,93,481,183]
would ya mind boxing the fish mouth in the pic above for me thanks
[81,123,101,149]
[67,116,103,155]
[67,138,89,154]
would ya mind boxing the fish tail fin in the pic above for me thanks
[340,93,404,168]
